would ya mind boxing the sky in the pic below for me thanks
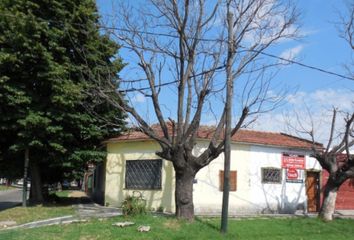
[96,0,353,144]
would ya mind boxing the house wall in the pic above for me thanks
[193,142,252,215]
[105,141,175,212]
[192,143,321,215]
[105,140,321,215]
[322,171,354,209]
[247,146,320,214]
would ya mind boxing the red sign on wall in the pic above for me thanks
[286,168,304,183]
[282,153,305,169]
[287,168,298,179]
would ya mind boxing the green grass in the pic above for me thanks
[52,190,71,198]
[0,191,79,225]
[0,186,14,191]
[0,205,74,225]
[1,215,354,240]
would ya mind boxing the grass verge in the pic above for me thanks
[0,186,14,191]
[0,190,81,225]
[0,215,354,240]
[0,205,74,225]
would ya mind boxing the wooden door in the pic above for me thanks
[306,171,320,212]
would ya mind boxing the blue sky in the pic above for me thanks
[96,0,353,143]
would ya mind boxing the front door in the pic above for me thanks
[306,171,320,212]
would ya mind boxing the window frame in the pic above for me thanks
[261,167,282,184]
[125,159,162,190]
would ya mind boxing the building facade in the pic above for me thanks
[104,128,326,214]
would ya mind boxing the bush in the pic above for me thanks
[121,192,147,216]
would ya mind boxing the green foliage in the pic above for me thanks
[121,193,147,216]
[0,0,125,190]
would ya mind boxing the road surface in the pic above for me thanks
[0,188,23,211]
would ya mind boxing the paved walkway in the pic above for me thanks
[0,189,23,211]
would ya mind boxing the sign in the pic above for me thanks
[286,168,304,183]
[282,153,305,169]
[287,168,298,179]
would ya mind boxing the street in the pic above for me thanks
[0,189,23,211]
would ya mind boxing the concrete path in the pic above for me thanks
[0,189,23,211]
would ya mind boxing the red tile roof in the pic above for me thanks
[106,125,321,150]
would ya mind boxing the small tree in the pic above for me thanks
[93,0,299,220]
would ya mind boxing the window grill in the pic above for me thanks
[125,159,162,190]
[261,168,282,183]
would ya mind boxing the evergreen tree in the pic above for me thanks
[0,0,125,202]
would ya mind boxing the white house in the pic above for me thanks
[103,126,322,215]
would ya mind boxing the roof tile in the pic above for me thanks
[106,125,321,150]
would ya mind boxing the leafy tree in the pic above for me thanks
[0,0,125,202]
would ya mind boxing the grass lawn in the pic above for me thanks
[0,191,77,225]
[0,215,353,240]
[0,205,74,225]
[0,186,14,191]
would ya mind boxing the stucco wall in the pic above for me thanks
[248,146,321,214]
[193,142,251,215]
[192,143,321,215]
[105,140,321,215]
[105,140,175,212]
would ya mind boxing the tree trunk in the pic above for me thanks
[29,161,44,203]
[319,178,338,221]
[175,168,196,221]
[22,148,29,207]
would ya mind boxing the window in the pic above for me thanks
[125,159,162,190]
[219,170,237,191]
[261,168,282,183]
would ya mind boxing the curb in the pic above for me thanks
[4,215,75,230]
[1,209,123,230]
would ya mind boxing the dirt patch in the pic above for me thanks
[0,220,17,229]
[163,219,181,230]
[68,191,87,198]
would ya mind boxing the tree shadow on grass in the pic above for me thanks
[29,192,92,207]
[195,217,220,231]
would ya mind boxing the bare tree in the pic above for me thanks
[92,0,299,220]
[343,1,354,50]
[339,1,354,77]
[307,109,354,221]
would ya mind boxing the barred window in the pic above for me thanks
[261,168,282,184]
[219,170,237,191]
[125,159,162,190]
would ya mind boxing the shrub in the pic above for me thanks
[121,192,147,216]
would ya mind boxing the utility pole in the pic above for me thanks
[22,148,29,207]
[221,5,234,234]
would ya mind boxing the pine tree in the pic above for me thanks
[0,0,125,202]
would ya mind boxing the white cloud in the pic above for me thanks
[131,93,146,103]
[249,88,354,145]
[285,89,353,111]
[279,45,304,63]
